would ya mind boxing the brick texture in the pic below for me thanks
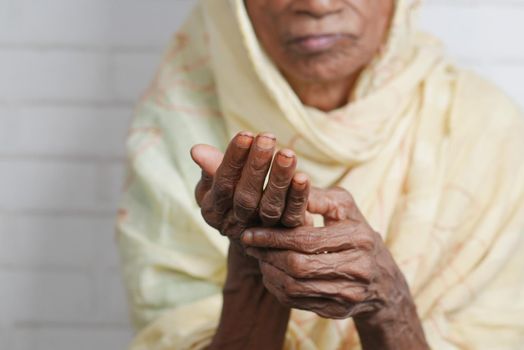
[1,0,523,349]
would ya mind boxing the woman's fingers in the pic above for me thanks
[259,149,297,226]
[233,133,276,224]
[200,132,254,227]
[259,261,367,318]
[266,262,365,301]
[242,222,368,254]
[190,144,224,176]
[194,131,312,231]
[281,173,310,227]
[246,248,374,282]
[191,144,223,206]
[307,187,359,224]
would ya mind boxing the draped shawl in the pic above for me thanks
[117,0,524,348]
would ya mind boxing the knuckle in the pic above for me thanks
[234,191,258,212]
[281,213,303,228]
[254,230,277,247]
[225,156,244,173]
[287,254,306,277]
[270,173,292,188]
[262,185,286,205]
[302,233,320,253]
[284,200,307,217]
[266,232,279,248]
[213,181,234,201]
[287,203,305,216]
[289,191,308,206]
[343,288,367,303]
[249,156,271,173]
[259,204,283,224]
[260,198,282,215]
[270,178,293,195]
[352,263,373,282]
[356,234,375,251]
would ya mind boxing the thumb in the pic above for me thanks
[307,187,352,225]
[307,187,332,216]
[190,144,224,176]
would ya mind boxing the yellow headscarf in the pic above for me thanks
[118,0,524,348]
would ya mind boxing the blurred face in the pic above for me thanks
[245,0,394,84]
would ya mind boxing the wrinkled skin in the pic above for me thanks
[242,187,429,348]
[242,187,398,320]
[192,135,428,349]
[191,132,311,281]
[192,132,311,349]
[192,131,310,240]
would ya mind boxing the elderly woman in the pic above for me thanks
[117,0,524,349]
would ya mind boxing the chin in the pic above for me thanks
[282,53,363,84]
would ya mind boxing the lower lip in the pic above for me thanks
[290,34,344,54]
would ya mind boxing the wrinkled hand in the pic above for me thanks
[190,131,310,239]
[193,133,309,350]
[241,187,412,321]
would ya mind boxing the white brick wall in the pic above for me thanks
[0,1,523,349]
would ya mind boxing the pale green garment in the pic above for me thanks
[117,0,524,349]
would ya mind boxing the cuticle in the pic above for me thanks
[238,131,254,138]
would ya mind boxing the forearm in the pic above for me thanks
[354,294,429,350]
[208,243,290,350]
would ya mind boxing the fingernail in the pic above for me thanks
[277,153,293,167]
[293,182,306,191]
[277,149,294,167]
[257,135,275,150]
[293,173,308,190]
[242,231,253,244]
[260,132,276,140]
[236,134,254,149]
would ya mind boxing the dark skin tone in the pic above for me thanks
[194,132,310,239]
[191,133,310,348]
[246,0,395,111]
[242,187,428,349]
[190,0,429,348]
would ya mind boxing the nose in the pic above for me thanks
[291,0,344,19]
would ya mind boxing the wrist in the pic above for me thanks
[354,273,429,350]
[209,242,290,350]
[354,290,415,328]
[223,240,261,284]
[213,276,290,349]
